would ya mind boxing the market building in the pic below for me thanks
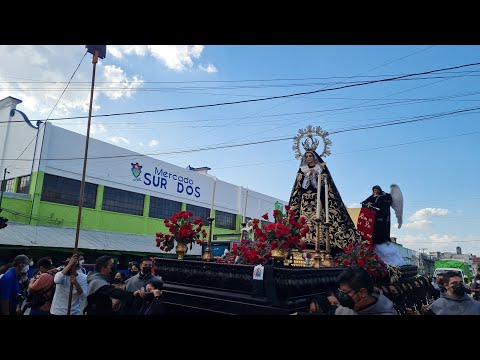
[0,96,286,265]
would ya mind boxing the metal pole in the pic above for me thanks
[28,122,43,225]
[67,50,99,315]
[0,168,10,210]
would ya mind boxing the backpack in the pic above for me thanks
[27,269,57,309]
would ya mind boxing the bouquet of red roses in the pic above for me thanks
[334,241,389,280]
[155,210,207,252]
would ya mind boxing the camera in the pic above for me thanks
[143,291,155,301]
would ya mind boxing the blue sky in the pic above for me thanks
[1,45,479,255]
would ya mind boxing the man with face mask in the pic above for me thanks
[335,265,396,315]
[124,258,163,292]
[0,254,29,315]
[85,255,142,315]
[426,271,480,315]
[122,257,163,315]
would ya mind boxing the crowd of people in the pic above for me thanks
[2,252,480,316]
[293,266,480,315]
[0,253,166,316]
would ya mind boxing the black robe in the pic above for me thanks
[288,151,366,255]
[361,192,392,245]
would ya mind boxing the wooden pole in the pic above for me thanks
[67,50,99,315]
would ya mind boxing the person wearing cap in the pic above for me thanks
[0,254,30,315]
[361,185,393,245]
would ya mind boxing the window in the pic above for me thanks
[1,178,15,193]
[149,196,182,219]
[102,186,144,216]
[186,204,210,224]
[41,174,97,208]
[215,210,237,230]
[17,175,30,194]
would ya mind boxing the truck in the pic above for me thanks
[433,259,472,280]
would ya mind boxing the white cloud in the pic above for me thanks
[109,45,209,72]
[402,207,449,228]
[139,142,144,147]
[0,45,145,124]
[410,208,448,221]
[429,233,456,244]
[101,65,143,100]
[199,63,217,73]
[348,202,361,208]
[91,123,107,135]
[148,139,159,147]
[404,220,432,229]
[108,136,129,145]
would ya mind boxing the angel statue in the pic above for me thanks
[361,184,404,266]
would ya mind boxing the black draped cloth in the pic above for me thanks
[361,192,392,245]
[288,151,366,255]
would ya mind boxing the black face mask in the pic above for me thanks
[113,278,122,284]
[452,283,466,296]
[338,291,355,309]
[144,291,155,301]
[326,305,338,315]
[130,270,139,277]
[141,267,152,275]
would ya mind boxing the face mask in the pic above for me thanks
[21,264,29,274]
[452,283,466,296]
[144,291,155,301]
[142,267,152,275]
[79,260,84,265]
[29,261,34,267]
[130,270,139,277]
[113,278,122,284]
[338,291,355,309]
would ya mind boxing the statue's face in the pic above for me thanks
[305,152,315,165]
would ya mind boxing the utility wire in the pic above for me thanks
[12,61,479,123]
[2,106,479,162]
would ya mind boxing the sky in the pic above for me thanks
[0,45,479,255]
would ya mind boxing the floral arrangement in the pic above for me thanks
[254,205,309,252]
[155,210,207,252]
[334,241,389,280]
[218,205,310,265]
[217,238,272,265]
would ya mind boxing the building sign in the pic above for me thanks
[130,162,203,200]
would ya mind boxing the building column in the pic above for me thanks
[95,185,104,211]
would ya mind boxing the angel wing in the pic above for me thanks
[390,184,404,229]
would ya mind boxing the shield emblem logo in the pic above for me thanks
[131,162,142,178]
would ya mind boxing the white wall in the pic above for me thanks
[40,124,287,217]
[0,97,39,180]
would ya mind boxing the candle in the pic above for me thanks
[324,174,329,223]
[243,188,249,222]
[210,177,216,218]
[316,171,321,219]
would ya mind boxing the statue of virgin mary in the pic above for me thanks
[288,126,367,256]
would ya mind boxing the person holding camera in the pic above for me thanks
[138,281,166,315]
[50,255,88,315]
[123,257,163,315]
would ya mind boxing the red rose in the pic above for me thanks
[261,213,269,220]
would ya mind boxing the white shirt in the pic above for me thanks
[50,270,88,315]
